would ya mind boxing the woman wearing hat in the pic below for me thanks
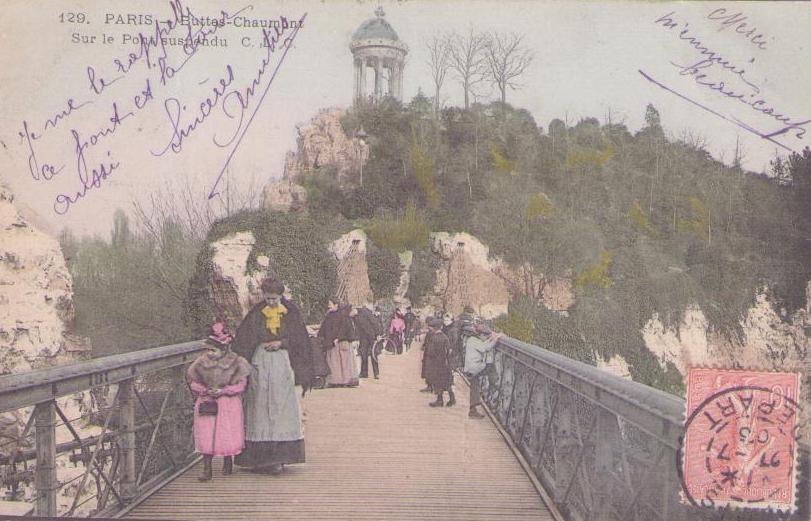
[231,278,314,475]
[424,317,456,407]
[187,321,252,481]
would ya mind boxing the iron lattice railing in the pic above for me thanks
[481,336,809,521]
[0,341,206,517]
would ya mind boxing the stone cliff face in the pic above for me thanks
[597,291,809,382]
[0,185,89,375]
[205,228,377,322]
[330,230,373,307]
[428,232,510,319]
[0,184,95,513]
[282,108,369,186]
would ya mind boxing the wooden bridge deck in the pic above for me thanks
[124,344,555,521]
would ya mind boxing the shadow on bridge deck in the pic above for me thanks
[122,344,555,521]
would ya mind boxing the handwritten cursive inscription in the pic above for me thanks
[642,11,808,153]
[706,8,770,51]
[15,0,304,216]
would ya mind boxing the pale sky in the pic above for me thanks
[1,0,810,236]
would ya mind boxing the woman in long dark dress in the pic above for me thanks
[424,318,456,407]
[231,278,314,475]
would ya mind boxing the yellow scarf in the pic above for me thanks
[261,304,287,335]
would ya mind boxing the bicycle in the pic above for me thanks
[372,335,394,359]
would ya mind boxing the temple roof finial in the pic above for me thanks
[375,6,385,18]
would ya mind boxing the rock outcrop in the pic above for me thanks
[0,183,94,515]
[262,179,308,212]
[283,108,369,186]
[330,230,373,306]
[0,185,89,375]
[600,291,810,382]
[428,232,510,319]
[206,231,271,326]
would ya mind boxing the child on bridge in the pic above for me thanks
[187,321,252,481]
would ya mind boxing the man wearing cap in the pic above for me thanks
[461,323,500,419]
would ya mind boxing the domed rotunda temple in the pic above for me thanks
[350,7,408,103]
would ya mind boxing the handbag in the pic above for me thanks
[198,399,218,416]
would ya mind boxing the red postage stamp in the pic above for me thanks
[681,367,802,512]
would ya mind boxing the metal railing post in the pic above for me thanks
[34,401,57,516]
[118,379,137,503]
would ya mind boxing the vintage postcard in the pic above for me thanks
[0,1,809,520]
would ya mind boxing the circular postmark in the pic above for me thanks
[677,384,806,518]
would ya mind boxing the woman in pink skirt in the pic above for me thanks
[187,321,252,481]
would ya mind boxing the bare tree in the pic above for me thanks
[484,32,533,105]
[426,33,451,115]
[447,29,489,110]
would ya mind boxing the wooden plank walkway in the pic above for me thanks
[125,343,554,520]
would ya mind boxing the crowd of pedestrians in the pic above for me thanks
[419,306,501,418]
[186,278,501,483]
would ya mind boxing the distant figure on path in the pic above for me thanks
[388,309,406,355]
[462,323,500,419]
[354,304,383,379]
[424,318,456,407]
[232,278,314,475]
[319,300,359,387]
[404,306,416,350]
[187,321,252,481]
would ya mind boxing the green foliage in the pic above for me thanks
[411,143,441,208]
[316,101,810,394]
[677,196,710,242]
[300,166,345,217]
[526,192,557,221]
[575,250,614,289]
[61,211,198,357]
[564,143,615,169]
[186,210,341,333]
[490,143,516,174]
[364,204,431,252]
[629,202,657,236]
[366,242,401,299]
[493,311,535,343]
[406,248,441,306]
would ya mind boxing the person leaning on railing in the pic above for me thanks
[461,323,501,419]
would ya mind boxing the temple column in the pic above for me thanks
[353,58,361,101]
[395,63,404,100]
[374,58,382,99]
[388,60,397,100]
[358,58,367,102]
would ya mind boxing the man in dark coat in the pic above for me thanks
[231,278,314,474]
[424,318,455,407]
[404,306,416,350]
[354,305,383,379]
[442,313,462,370]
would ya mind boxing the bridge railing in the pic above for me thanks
[482,336,809,521]
[0,341,206,518]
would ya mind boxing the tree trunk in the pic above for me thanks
[463,79,470,110]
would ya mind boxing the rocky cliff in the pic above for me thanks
[282,108,369,186]
[0,185,89,375]
[330,230,373,306]
[0,184,95,514]
[597,290,810,382]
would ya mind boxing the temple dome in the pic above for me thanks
[352,8,400,41]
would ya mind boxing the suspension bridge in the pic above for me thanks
[0,336,807,521]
